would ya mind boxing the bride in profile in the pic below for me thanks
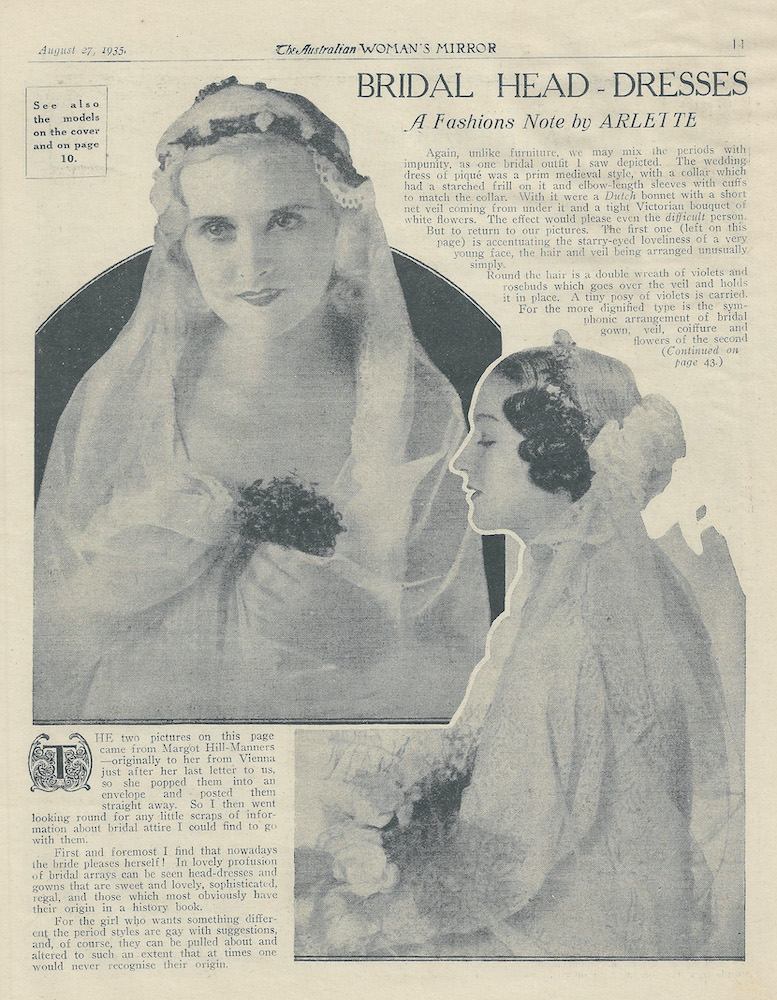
[34,79,490,721]
[295,331,743,958]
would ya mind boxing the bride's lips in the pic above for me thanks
[237,289,284,306]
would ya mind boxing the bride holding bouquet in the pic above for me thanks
[34,79,491,721]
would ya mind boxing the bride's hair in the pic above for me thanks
[492,333,642,502]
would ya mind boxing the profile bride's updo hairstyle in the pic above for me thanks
[492,330,649,503]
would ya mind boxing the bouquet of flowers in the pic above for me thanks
[234,474,345,564]
[295,730,480,955]
[380,730,476,868]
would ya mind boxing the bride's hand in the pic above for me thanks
[239,543,399,664]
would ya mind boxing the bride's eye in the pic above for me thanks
[477,438,496,448]
[200,218,235,242]
[268,209,303,232]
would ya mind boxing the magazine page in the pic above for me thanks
[3,1,774,996]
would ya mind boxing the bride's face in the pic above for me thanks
[179,141,340,336]
[451,374,573,541]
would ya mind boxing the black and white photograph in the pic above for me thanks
[295,334,745,958]
[34,78,501,723]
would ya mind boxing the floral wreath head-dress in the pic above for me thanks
[34,79,490,721]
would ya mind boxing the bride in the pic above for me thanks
[295,331,743,958]
[34,79,491,721]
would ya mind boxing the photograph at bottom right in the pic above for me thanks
[294,331,745,959]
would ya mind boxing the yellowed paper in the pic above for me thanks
[3,1,774,995]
